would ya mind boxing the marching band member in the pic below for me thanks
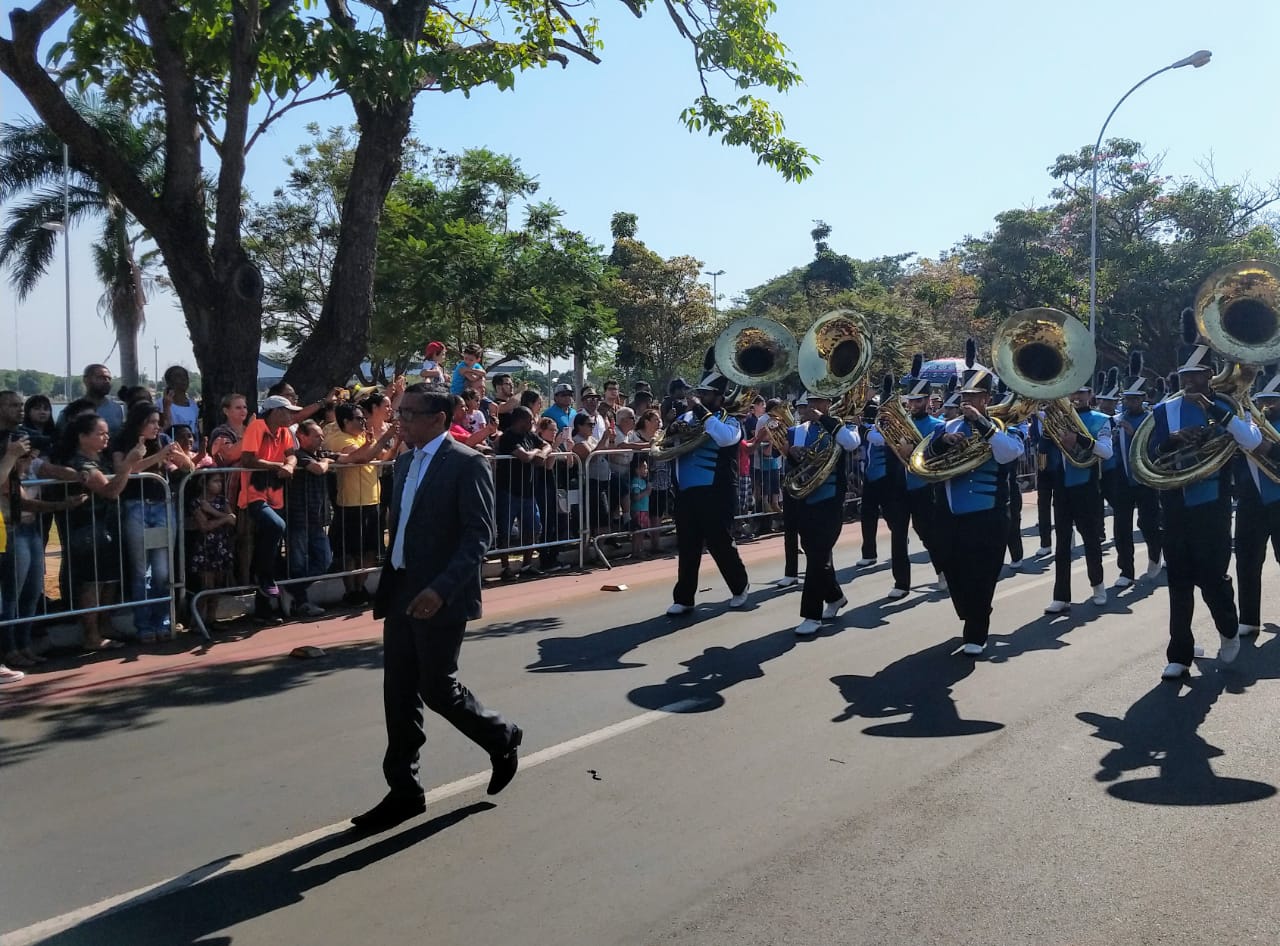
[883,357,946,593]
[923,361,1025,656]
[856,384,912,597]
[941,378,961,422]
[1110,353,1163,589]
[1042,378,1113,614]
[1147,319,1260,679]
[790,392,861,636]
[1094,368,1122,548]
[995,383,1029,571]
[666,371,751,617]
[1233,370,1280,638]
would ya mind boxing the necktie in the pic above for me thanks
[390,449,426,569]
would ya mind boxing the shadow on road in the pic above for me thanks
[22,802,493,945]
[1076,628,1280,806]
[626,626,799,712]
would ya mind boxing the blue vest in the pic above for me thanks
[788,422,851,505]
[1234,453,1280,506]
[933,420,1006,515]
[905,413,944,491]
[864,434,889,482]
[1150,399,1223,507]
[1056,409,1110,489]
[674,411,739,491]
[1117,409,1148,486]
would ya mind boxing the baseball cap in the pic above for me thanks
[424,341,445,357]
[260,395,304,413]
[553,383,574,395]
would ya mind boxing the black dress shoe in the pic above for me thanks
[487,726,523,796]
[351,792,427,832]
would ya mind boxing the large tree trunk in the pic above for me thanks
[118,324,140,386]
[284,103,414,400]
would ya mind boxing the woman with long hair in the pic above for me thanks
[111,401,194,643]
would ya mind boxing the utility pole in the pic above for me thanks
[153,340,159,385]
[704,269,725,315]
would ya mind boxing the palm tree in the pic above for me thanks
[0,94,164,385]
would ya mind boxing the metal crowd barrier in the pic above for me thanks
[0,471,176,649]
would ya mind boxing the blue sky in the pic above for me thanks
[3,0,1277,378]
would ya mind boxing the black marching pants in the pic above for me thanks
[380,576,516,798]
[782,493,801,579]
[673,485,749,605]
[933,507,1008,645]
[1163,494,1238,667]
[1111,477,1163,580]
[1052,478,1105,602]
[798,497,844,619]
[1234,494,1280,628]
[905,485,941,575]
[1006,468,1024,564]
[860,476,910,590]
[1036,471,1055,548]
[1099,467,1121,543]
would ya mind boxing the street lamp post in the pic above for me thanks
[40,141,72,401]
[1088,49,1212,340]
[704,269,725,315]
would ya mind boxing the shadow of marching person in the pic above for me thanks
[28,802,494,946]
[830,639,1004,739]
[1076,630,1280,806]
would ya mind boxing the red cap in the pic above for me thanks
[424,341,445,357]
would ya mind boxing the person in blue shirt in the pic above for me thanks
[1146,324,1260,679]
[922,361,1025,655]
[665,371,750,616]
[1042,380,1114,614]
[787,391,861,636]
[1233,370,1280,638]
[543,383,578,431]
[1110,353,1163,589]
[1030,410,1055,560]
[857,378,911,596]
[1094,369,1122,548]
[449,344,487,396]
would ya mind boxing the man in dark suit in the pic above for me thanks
[352,386,523,833]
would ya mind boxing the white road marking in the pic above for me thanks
[0,697,707,946]
[0,551,1133,945]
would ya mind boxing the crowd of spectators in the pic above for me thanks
[0,342,848,683]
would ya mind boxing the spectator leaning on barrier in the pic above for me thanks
[608,406,637,529]
[188,465,237,628]
[545,384,577,431]
[0,435,29,683]
[284,419,334,618]
[450,395,496,449]
[494,406,548,579]
[533,415,573,572]
[240,395,302,621]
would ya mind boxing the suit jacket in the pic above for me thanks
[372,436,495,624]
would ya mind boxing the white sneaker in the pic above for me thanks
[1044,600,1070,615]
[1145,558,1163,579]
[1034,546,1053,558]
[854,557,876,567]
[961,642,986,656]
[1091,584,1107,606]
[794,619,822,637]
[728,584,751,609]
[1238,624,1261,637]
[1218,634,1241,664]
[822,596,848,620]
[666,603,693,616]
[775,576,799,588]
[1113,575,1133,590]
[1161,662,1190,680]
[1008,560,1023,571]
[886,587,908,601]
[0,664,25,684]
[935,574,948,593]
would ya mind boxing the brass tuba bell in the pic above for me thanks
[714,316,799,387]
[798,310,873,398]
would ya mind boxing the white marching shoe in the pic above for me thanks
[666,603,693,616]
[1218,634,1241,664]
[886,587,909,601]
[1044,599,1070,615]
[822,596,848,620]
[1113,575,1133,590]
[728,584,751,609]
[854,557,876,567]
[1034,546,1053,558]
[961,642,986,657]
[794,618,822,637]
[775,576,799,588]
[1161,662,1191,679]
[1091,584,1107,606]
[1146,558,1164,579]
[1238,623,1262,637]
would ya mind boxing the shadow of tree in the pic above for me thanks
[26,802,493,945]
[1075,630,1280,806]
[467,617,563,641]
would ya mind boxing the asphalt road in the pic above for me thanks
[4,526,1280,946]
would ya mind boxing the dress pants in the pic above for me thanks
[1051,477,1105,602]
[782,493,800,579]
[1005,467,1024,563]
[380,570,516,799]
[1111,477,1162,580]
[1036,472,1055,548]
[860,475,910,590]
[904,485,940,576]
[1099,467,1121,543]
[1162,493,1238,667]
[1234,494,1280,628]
[933,506,1008,645]
[798,497,844,619]
[672,484,748,605]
